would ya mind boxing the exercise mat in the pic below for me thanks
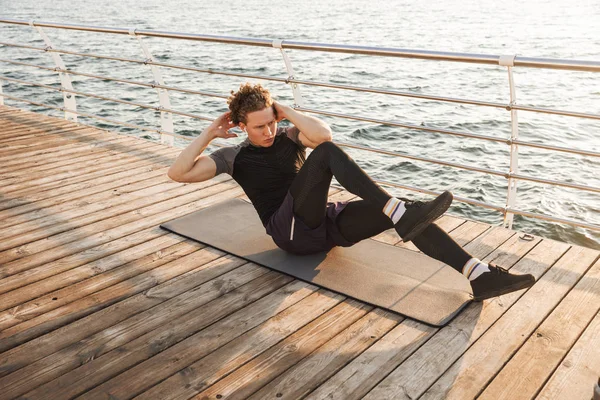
[160,198,472,326]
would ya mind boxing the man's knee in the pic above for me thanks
[312,141,343,158]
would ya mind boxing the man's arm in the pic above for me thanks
[167,112,236,183]
[274,102,332,148]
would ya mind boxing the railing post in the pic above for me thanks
[500,55,519,229]
[129,28,174,146]
[272,40,304,108]
[30,20,77,122]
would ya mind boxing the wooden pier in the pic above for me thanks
[0,105,598,400]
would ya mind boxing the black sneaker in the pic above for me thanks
[394,191,453,242]
[470,263,535,301]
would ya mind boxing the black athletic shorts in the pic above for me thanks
[265,190,355,255]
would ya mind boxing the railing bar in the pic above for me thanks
[297,106,507,143]
[0,92,162,132]
[0,41,47,51]
[0,76,215,121]
[289,78,506,108]
[4,42,599,120]
[372,177,505,211]
[506,207,600,231]
[375,177,600,231]
[300,107,600,158]
[0,58,228,99]
[339,141,600,193]
[0,41,289,83]
[510,173,600,193]
[512,138,600,158]
[2,18,599,72]
[510,104,600,121]
[335,141,505,177]
[0,92,232,143]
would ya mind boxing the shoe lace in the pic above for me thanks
[400,198,426,208]
[490,264,509,275]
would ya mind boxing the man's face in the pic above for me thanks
[240,106,277,147]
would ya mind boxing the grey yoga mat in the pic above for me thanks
[160,198,473,326]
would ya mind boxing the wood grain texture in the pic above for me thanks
[1,105,596,400]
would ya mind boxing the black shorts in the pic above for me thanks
[265,190,355,255]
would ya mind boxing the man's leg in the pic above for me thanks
[289,142,390,229]
[335,200,535,301]
[336,200,471,271]
[290,141,452,241]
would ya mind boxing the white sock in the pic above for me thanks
[462,258,490,281]
[383,197,406,225]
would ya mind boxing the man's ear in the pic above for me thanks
[239,122,247,133]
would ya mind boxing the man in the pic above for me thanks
[168,83,535,301]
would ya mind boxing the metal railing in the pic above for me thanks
[0,18,599,235]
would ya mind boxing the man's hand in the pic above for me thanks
[206,112,238,140]
[272,101,332,146]
[272,102,288,122]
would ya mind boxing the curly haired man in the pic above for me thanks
[168,83,535,301]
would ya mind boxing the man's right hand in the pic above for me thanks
[206,112,238,140]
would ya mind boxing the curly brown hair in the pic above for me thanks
[227,83,273,125]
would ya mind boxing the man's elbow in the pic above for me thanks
[319,128,333,143]
[167,167,183,182]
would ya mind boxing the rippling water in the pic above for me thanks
[1,0,599,249]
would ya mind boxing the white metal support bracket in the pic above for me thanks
[30,20,77,122]
[129,28,174,145]
[501,55,519,229]
[272,39,304,108]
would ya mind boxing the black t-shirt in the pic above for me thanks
[208,126,306,226]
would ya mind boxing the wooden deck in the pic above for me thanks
[0,104,598,400]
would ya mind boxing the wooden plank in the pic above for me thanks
[0,262,271,399]
[22,280,324,400]
[1,165,176,231]
[0,123,91,143]
[0,180,189,249]
[0,114,84,134]
[0,160,174,221]
[0,234,190,330]
[0,131,161,169]
[418,246,599,400]
[306,320,436,400]
[0,126,107,154]
[536,310,600,400]
[0,137,153,176]
[0,136,156,176]
[245,309,402,400]
[1,140,172,193]
[480,256,600,400]
[0,174,233,267]
[0,147,179,211]
[0,124,93,145]
[176,300,374,400]
[0,241,210,348]
[304,223,511,400]
[0,180,240,294]
[0,128,107,159]
[361,236,569,400]
[1,145,179,202]
[0,132,146,171]
[0,247,244,361]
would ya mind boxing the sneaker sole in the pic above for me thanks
[472,277,535,302]
[401,191,453,242]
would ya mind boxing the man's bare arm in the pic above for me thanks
[167,112,236,183]
[273,102,332,147]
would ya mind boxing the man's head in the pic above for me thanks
[228,83,277,147]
